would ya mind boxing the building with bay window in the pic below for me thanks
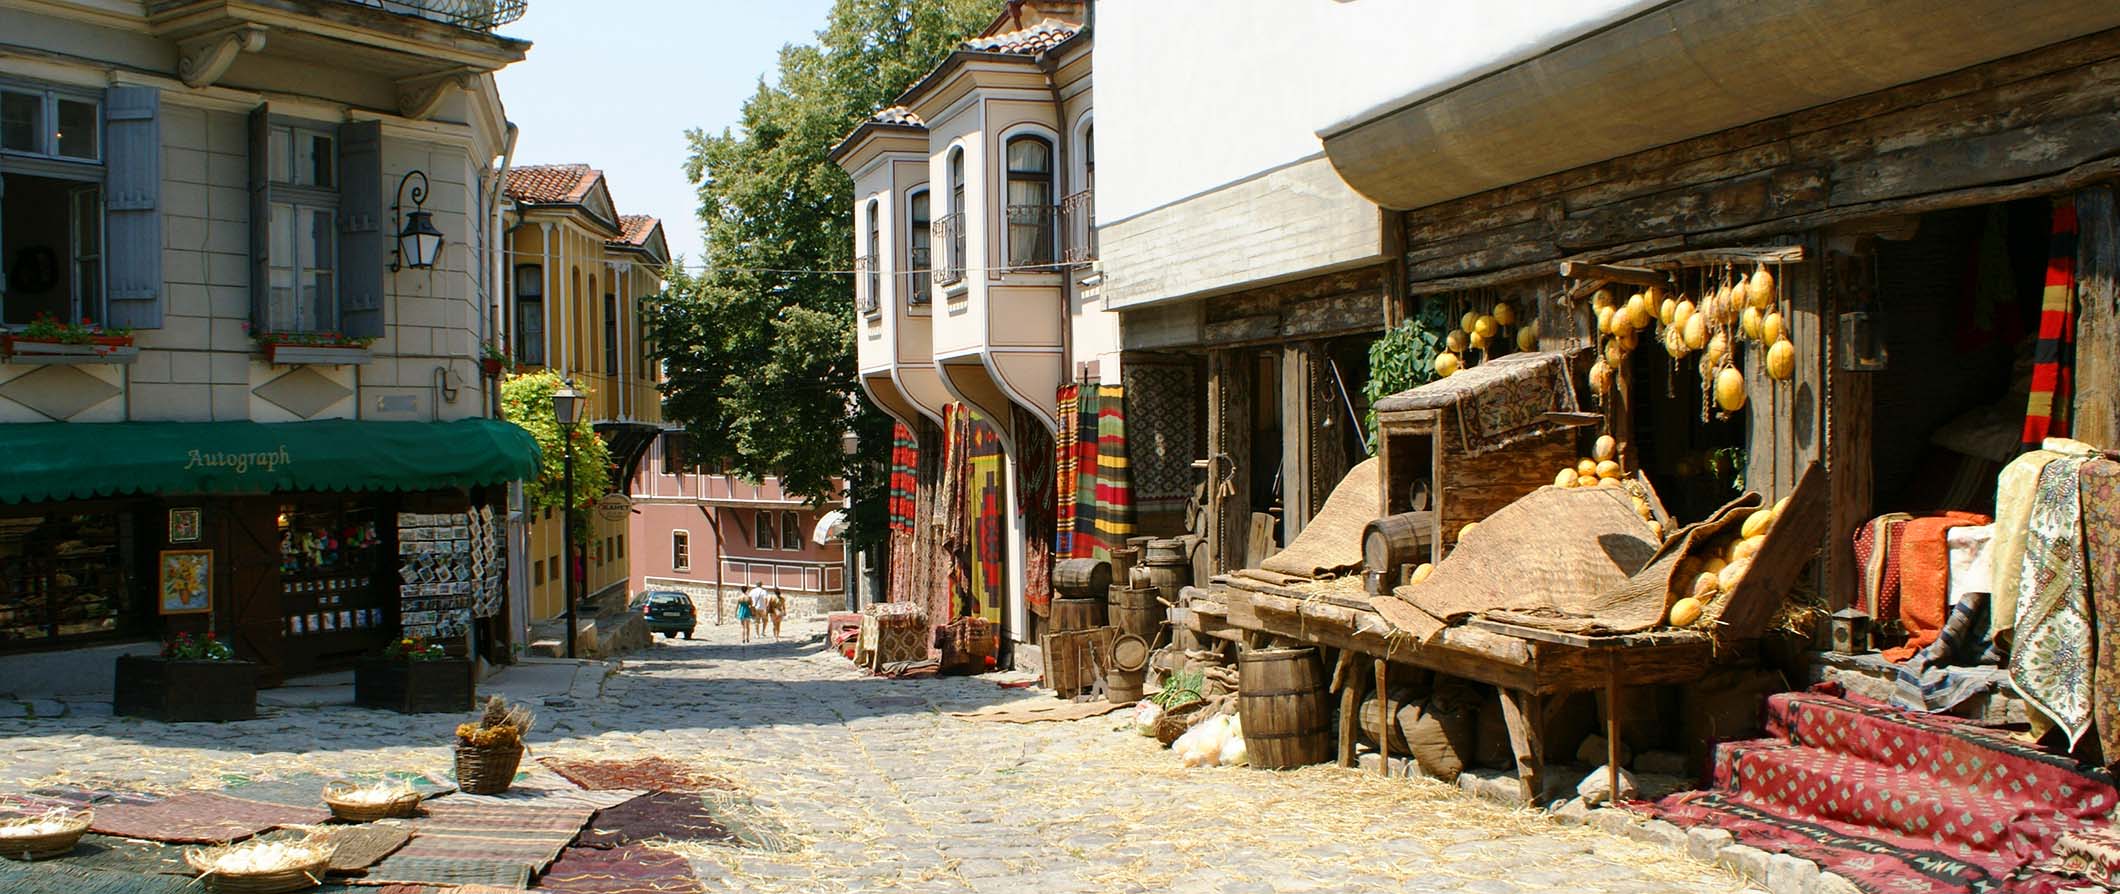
[0,0,537,693]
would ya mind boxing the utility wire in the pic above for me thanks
[655,259,1085,276]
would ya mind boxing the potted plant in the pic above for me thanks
[247,324,376,365]
[113,633,258,722]
[355,635,473,714]
[479,339,512,378]
[2,314,137,364]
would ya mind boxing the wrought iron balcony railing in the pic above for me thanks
[908,246,932,305]
[933,213,965,287]
[1061,189,1096,264]
[1006,203,1058,269]
[337,0,526,32]
[856,256,879,315]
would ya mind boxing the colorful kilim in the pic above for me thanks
[888,423,918,534]
[2010,456,2094,747]
[539,757,738,793]
[2022,199,2077,451]
[1122,363,1200,515]
[1990,449,2064,645]
[1092,384,1133,558]
[1070,385,1102,558]
[940,404,974,623]
[87,791,331,845]
[538,845,704,894]
[365,799,599,885]
[1852,514,1912,626]
[575,792,734,849]
[1014,406,1055,617]
[1649,691,2116,894]
[2046,827,2120,885]
[2082,458,2120,768]
[967,414,1005,622]
[1054,384,1080,557]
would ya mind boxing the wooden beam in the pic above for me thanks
[2075,186,2119,450]
[1559,262,1675,290]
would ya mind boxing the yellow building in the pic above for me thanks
[500,165,669,622]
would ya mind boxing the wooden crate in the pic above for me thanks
[1041,626,1117,697]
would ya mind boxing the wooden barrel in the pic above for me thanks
[1128,563,1154,589]
[1110,548,1139,589]
[1145,563,1189,607]
[1356,686,1423,753]
[1236,647,1334,770]
[1052,558,1112,599]
[1049,596,1106,632]
[1109,586,1161,643]
[1110,633,1150,672]
[1363,512,1433,575]
[1106,669,1145,704]
[1127,536,1155,553]
[1143,538,1187,566]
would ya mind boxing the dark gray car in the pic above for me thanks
[634,590,697,639]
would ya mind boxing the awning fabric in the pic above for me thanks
[0,418,541,504]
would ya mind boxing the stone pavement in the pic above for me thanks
[0,618,1755,893]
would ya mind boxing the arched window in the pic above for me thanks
[1005,135,1055,268]
[943,147,965,284]
[907,188,931,304]
[863,198,881,313]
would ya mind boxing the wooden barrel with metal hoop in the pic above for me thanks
[1049,596,1106,633]
[1109,585,1161,643]
[1052,558,1112,599]
[1236,646,1334,770]
[1142,538,1188,566]
[1362,512,1432,577]
[1109,548,1139,590]
[1105,632,1150,704]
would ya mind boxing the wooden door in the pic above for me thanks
[223,497,286,686]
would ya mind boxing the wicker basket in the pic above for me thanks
[454,741,525,795]
[1153,698,1215,746]
[184,847,329,894]
[0,811,90,861]
[321,781,421,822]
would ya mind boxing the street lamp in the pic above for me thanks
[840,429,858,611]
[391,170,445,272]
[552,380,584,659]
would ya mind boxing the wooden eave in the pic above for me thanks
[510,203,622,241]
[828,121,928,170]
[902,56,1048,124]
[148,0,529,75]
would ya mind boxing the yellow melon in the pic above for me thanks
[1766,338,1796,381]
[1773,495,1791,517]
[1446,329,1468,354]
[1462,310,1480,333]
[1517,325,1539,353]
[1589,360,1615,397]
[1731,536,1765,564]
[1741,306,1764,340]
[1576,458,1598,477]
[1646,519,1664,537]
[1762,311,1785,345]
[1717,284,1743,325]
[1473,315,1498,339]
[1662,324,1689,357]
[1458,522,1479,541]
[1718,557,1751,592]
[1470,330,1490,352]
[1706,332,1730,367]
[1597,306,1616,334]
[1673,299,1696,329]
[1593,435,1617,462]
[1716,367,1747,412]
[1683,313,1708,350]
[1603,339,1627,367]
[1411,563,1435,584]
[1616,326,1639,352]
[1741,509,1772,539]
[1555,469,1578,488]
[1599,476,1622,488]
[1493,302,1516,327]
[1434,352,1461,377]
[1691,571,1721,601]
[1579,474,1600,489]
[1747,264,1775,310]
[1595,460,1622,480]
[1669,597,1705,627]
[1625,292,1647,322]
[1593,288,1616,311]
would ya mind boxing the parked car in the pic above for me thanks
[634,590,698,639]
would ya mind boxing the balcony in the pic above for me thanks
[907,245,933,306]
[339,0,527,32]
[933,213,966,287]
[856,256,880,315]
[1062,189,1096,264]
[146,0,529,105]
[1005,204,1058,271]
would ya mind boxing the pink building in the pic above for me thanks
[628,433,847,618]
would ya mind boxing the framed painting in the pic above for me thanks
[158,549,213,615]
[168,507,202,544]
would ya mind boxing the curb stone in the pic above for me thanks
[1560,801,1839,893]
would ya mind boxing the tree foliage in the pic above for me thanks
[500,370,612,543]
[644,0,994,550]
[1363,303,1450,436]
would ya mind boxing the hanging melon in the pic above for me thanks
[1461,310,1480,333]
[1682,312,1708,350]
[1761,311,1785,345]
[1715,366,1747,412]
[1473,314,1499,340]
[1741,306,1764,340]
[1659,296,1678,327]
[1747,264,1775,310]
[1493,301,1517,326]
[1593,435,1617,462]
[1597,306,1616,335]
[1517,324,1539,353]
[1766,338,1796,381]
[1589,360,1614,397]
[1435,352,1462,377]
[1706,332,1730,368]
[1592,288,1617,311]
[1447,329,1468,354]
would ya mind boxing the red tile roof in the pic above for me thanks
[872,106,924,127]
[963,19,1079,56]
[505,164,599,204]
[610,215,659,248]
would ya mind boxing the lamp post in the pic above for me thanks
[840,429,859,611]
[551,380,584,658]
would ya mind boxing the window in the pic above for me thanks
[533,557,544,585]
[907,189,931,305]
[1,87,98,161]
[514,265,545,365]
[604,536,615,565]
[1005,135,1056,268]
[617,533,625,559]
[547,555,559,585]
[672,530,690,572]
[862,199,881,314]
[755,510,777,551]
[940,147,965,285]
[264,124,338,333]
[781,512,802,552]
[603,292,618,375]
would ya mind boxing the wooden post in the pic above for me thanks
[1338,657,1369,768]
[1606,656,1624,805]
[1823,248,1876,612]
[2075,187,2120,449]
[1374,658,1391,776]
[1497,688,1544,803]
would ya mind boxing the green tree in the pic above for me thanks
[644,0,993,549]
[500,370,612,544]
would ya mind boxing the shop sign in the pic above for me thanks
[595,494,632,521]
[183,446,291,475]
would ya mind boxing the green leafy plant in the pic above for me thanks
[161,631,233,661]
[500,370,612,545]
[244,324,375,349]
[380,635,448,661]
[17,313,130,344]
[479,338,510,363]
[1151,669,1206,709]
[1709,446,1748,493]
[1362,302,1451,436]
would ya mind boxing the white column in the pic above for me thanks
[1003,453,1028,642]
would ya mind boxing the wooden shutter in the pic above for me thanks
[247,104,271,329]
[104,85,162,329]
[336,120,384,339]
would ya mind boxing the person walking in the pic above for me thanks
[738,580,766,643]
[767,585,788,640]
[747,583,775,642]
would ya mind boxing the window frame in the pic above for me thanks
[262,118,342,335]
[1,80,108,328]
[862,197,882,315]
[602,291,618,375]
[672,529,690,572]
[1003,133,1057,269]
[0,84,101,163]
[513,264,545,365]
[754,509,777,551]
[780,511,802,552]
[906,186,931,306]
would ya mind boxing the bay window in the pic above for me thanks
[1005,135,1055,268]
[907,188,930,304]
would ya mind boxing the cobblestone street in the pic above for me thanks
[0,619,1751,893]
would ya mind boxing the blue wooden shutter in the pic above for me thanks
[248,104,271,329]
[336,120,384,339]
[104,85,162,329]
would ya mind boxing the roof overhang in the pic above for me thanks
[148,0,528,108]
[1318,0,2120,211]
[594,421,672,487]
[827,121,928,169]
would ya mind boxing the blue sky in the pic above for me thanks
[493,0,836,265]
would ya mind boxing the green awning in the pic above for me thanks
[0,418,541,504]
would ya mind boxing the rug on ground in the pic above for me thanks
[1647,689,2117,894]
[537,845,705,894]
[87,791,332,844]
[540,757,738,793]
[576,792,734,849]
[359,799,598,888]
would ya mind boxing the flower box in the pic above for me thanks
[480,357,509,378]
[113,655,258,722]
[261,343,373,366]
[354,656,474,714]
[2,335,138,365]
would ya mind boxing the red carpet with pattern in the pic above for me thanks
[1647,689,2116,894]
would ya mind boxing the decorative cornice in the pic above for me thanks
[395,70,472,121]
[176,24,266,88]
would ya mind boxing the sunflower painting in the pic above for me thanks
[159,549,213,615]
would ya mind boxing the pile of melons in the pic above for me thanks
[1548,435,1662,538]
[1433,300,1538,379]
[1665,496,1788,628]
[1582,263,1799,420]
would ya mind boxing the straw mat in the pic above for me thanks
[1259,458,1379,579]
[0,860,192,894]
[540,757,739,793]
[360,798,594,886]
[88,791,331,844]
[538,845,704,894]
[577,792,733,849]
[53,834,193,877]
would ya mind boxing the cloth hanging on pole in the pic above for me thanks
[1091,383,1134,560]
[967,416,1006,622]
[1054,384,1080,558]
[2009,455,2095,748]
[2022,199,2078,451]
[1015,406,1055,618]
[888,422,918,534]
